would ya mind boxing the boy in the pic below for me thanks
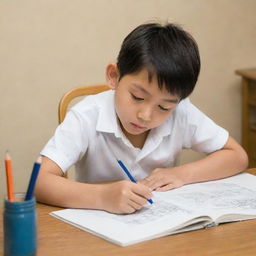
[35,22,248,214]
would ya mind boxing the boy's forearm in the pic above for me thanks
[35,173,104,209]
[35,174,152,214]
[174,147,248,185]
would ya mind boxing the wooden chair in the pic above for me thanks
[58,84,109,123]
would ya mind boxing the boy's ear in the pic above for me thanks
[106,63,119,89]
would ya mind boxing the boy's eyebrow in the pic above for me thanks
[163,98,179,103]
[131,83,180,103]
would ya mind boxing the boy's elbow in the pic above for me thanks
[236,148,249,171]
[225,137,248,171]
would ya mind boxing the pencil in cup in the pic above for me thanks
[25,156,42,201]
[5,151,14,201]
[117,160,153,204]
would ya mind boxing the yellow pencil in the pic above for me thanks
[5,151,14,201]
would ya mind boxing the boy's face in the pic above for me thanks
[107,64,180,138]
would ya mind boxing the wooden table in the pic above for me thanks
[1,169,256,256]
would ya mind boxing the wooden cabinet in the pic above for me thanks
[236,68,256,167]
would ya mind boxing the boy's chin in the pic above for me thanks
[120,120,149,136]
[124,127,149,136]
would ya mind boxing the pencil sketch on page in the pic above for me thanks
[168,183,256,210]
[72,198,191,226]
[109,200,191,225]
[63,178,256,228]
[102,182,256,225]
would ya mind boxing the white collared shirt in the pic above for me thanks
[41,90,228,182]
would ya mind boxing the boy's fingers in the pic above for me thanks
[155,183,176,191]
[122,205,137,214]
[131,183,153,200]
[142,178,168,191]
[128,199,144,211]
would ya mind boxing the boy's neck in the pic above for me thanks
[122,129,150,149]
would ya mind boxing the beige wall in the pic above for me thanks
[1,0,256,198]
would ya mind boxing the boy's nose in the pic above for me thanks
[137,107,152,122]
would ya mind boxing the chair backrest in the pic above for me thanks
[58,84,110,123]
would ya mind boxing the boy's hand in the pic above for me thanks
[139,168,184,191]
[99,180,152,214]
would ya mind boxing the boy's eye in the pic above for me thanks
[159,105,170,111]
[131,93,144,101]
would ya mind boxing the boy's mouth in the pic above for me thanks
[130,122,146,130]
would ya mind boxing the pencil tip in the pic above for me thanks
[36,156,42,163]
[5,151,11,159]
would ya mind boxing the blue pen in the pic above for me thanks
[117,160,153,204]
[25,156,42,201]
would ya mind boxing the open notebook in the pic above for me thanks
[50,173,256,246]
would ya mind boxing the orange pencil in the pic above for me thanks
[5,151,14,201]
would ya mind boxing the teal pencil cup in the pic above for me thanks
[3,193,37,256]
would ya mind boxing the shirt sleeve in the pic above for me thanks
[40,109,89,172]
[182,99,229,154]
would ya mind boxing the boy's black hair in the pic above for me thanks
[117,22,200,99]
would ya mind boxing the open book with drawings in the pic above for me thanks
[50,172,256,246]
